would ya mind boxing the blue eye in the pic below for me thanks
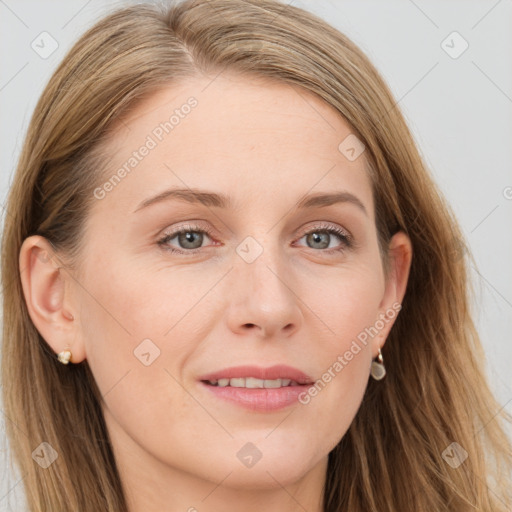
[157,223,214,255]
[295,224,352,253]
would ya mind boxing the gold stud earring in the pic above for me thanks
[57,349,72,365]
[57,314,75,364]
[370,348,386,380]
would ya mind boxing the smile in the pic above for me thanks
[204,377,300,388]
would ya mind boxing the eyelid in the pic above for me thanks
[159,221,215,239]
[296,221,351,240]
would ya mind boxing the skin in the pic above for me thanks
[20,73,412,512]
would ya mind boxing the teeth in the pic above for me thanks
[246,377,264,388]
[207,377,298,388]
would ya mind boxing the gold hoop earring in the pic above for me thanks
[370,348,386,380]
[57,349,72,365]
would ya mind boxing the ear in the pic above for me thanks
[372,231,413,358]
[19,235,86,364]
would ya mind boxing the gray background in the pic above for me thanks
[1,0,511,510]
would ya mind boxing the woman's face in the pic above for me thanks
[49,74,410,496]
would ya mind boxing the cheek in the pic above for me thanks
[296,264,383,440]
[74,255,188,397]
[304,259,384,348]
[79,250,207,347]
[75,264,199,448]
[76,250,227,421]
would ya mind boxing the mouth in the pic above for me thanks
[198,364,315,389]
[201,377,311,389]
[198,365,315,411]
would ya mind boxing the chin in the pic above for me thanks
[219,463,311,491]
[228,449,318,490]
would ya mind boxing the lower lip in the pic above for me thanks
[199,381,313,412]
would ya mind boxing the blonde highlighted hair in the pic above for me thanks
[2,1,511,510]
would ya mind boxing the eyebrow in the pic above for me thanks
[133,187,368,216]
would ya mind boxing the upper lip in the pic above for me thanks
[199,365,315,385]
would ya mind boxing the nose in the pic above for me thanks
[225,240,303,339]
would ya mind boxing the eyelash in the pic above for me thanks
[157,222,353,256]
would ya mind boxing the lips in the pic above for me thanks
[198,364,316,412]
[199,364,315,385]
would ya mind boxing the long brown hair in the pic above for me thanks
[2,1,511,510]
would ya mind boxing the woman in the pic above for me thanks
[2,0,511,510]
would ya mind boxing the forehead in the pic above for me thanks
[90,72,373,219]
